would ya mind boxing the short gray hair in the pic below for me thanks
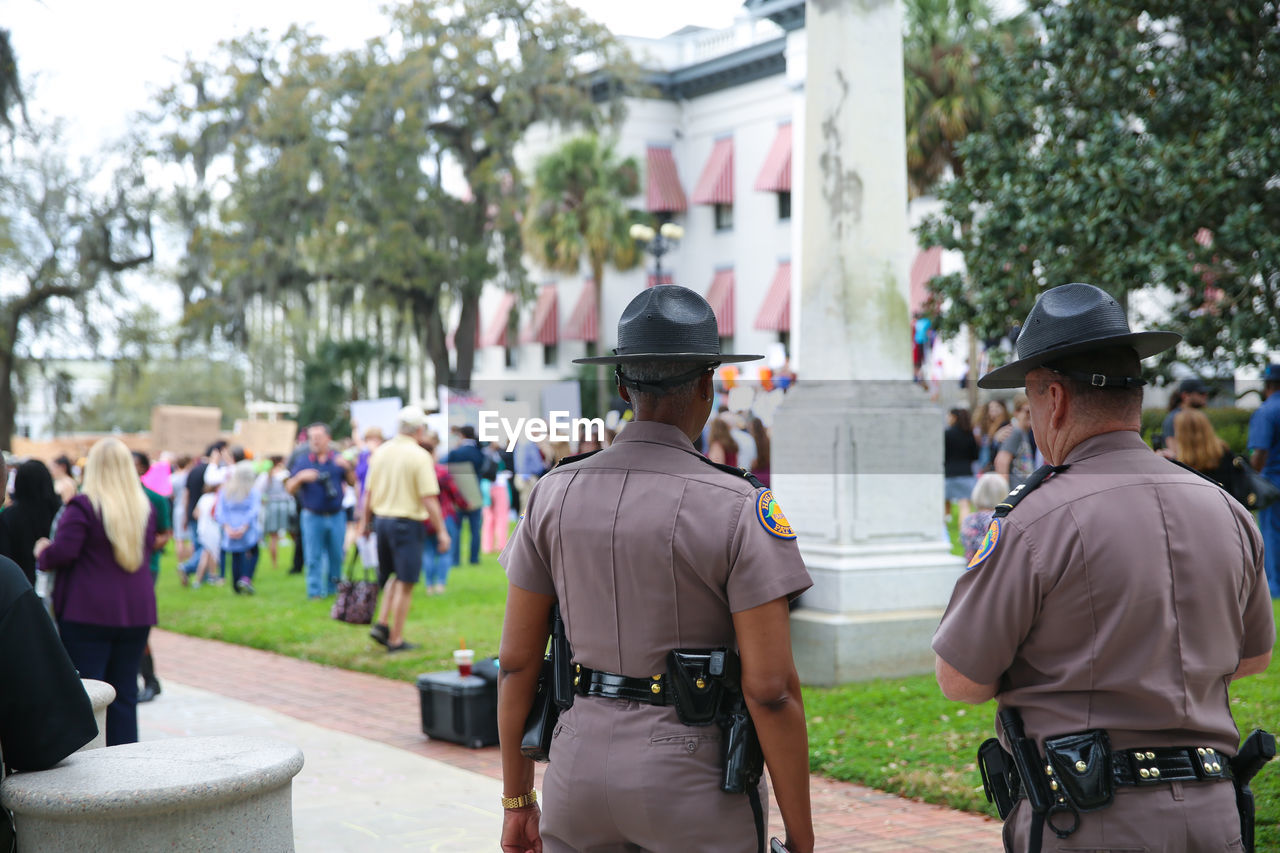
[619,360,712,406]
[971,472,1010,510]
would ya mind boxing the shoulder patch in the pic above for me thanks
[756,490,796,539]
[967,518,1001,569]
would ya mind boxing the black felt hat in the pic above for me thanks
[978,283,1180,389]
[574,284,762,365]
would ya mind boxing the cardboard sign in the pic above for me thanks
[150,406,223,458]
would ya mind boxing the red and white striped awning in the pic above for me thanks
[646,146,687,213]
[646,271,674,289]
[909,247,943,315]
[520,285,559,345]
[480,292,518,348]
[692,137,734,205]
[754,122,791,193]
[705,268,735,336]
[754,260,791,332]
[563,279,598,342]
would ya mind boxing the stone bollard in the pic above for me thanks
[79,679,115,752]
[1,736,304,852]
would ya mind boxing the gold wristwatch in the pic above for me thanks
[501,790,538,809]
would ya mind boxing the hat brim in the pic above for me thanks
[572,351,763,365]
[977,330,1181,389]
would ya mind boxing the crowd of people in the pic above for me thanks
[942,373,1280,575]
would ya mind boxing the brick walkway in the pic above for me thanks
[150,629,1002,851]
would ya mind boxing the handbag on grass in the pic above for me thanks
[1229,455,1280,511]
[331,546,379,625]
[521,604,570,762]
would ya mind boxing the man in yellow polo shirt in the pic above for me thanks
[358,406,450,653]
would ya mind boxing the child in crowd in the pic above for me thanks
[192,467,226,587]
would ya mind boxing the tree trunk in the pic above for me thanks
[593,261,609,418]
[0,345,16,452]
[453,293,480,390]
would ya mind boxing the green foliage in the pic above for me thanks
[152,1,635,391]
[920,1,1280,374]
[903,0,1024,198]
[295,338,384,439]
[76,358,246,433]
[0,121,155,448]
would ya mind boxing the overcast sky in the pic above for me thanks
[7,0,746,154]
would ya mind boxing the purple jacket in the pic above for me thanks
[39,494,157,628]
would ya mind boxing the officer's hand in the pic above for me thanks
[436,532,452,554]
[500,804,541,853]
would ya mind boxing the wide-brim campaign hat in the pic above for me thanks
[978,282,1181,389]
[574,284,762,365]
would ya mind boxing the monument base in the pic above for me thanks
[791,605,947,685]
[770,380,966,685]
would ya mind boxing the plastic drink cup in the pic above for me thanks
[454,648,475,677]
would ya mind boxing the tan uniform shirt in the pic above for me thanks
[500,420,811,851]
[501,420,812,677]
[365,434,439,521]
[934,430,1275,754]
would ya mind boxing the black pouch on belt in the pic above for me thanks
[1043,729,1115,812]
[666,648,727,726]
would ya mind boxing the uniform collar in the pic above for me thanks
[1062,429,1148,465]
[612,420,701,456]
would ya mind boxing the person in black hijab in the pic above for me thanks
[0,460,63,585]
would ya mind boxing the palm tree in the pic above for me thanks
[523,134,641,412]
[903,0,1014,198]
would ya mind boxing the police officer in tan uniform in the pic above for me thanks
[496,285,814,853]
[934,283,1275,852]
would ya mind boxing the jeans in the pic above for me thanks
[180,539,203,575]
[58,621,150,745]
[450,507,484,566]
[424,516,459,587]
[1260,503,1280,597]
[300,509,346,597]
[229,545,260,588]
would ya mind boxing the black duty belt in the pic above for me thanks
[1113,745,1234,786]
[1015,744,1235,805]
[573,665,669,706]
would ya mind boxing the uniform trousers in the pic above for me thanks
[540,696,766,853]
[1003,778,1241,852]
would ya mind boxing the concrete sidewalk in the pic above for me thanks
[142,629,1003,851]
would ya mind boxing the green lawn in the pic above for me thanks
[154,539,1280,845]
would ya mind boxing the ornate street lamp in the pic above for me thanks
[629,221,684,279]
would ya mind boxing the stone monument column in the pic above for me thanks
[771,0,965,685]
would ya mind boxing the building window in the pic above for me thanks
[719,336,734,356]
[714,203,734,232]
[777,192,791,221]
[778,331,790,358]
[543,343,558,367]
[505,345,519,369]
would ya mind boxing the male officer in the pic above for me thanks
[496,285,814,853]
[934,283,1274,852]
[1247,363,1280,597]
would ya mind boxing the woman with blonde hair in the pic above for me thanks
[35,438,157,745]
[1173,409,1234,486]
